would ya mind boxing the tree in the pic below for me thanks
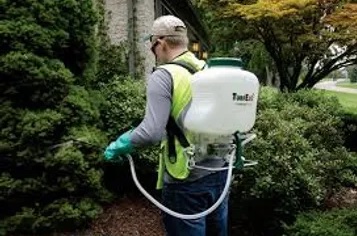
[193,2,277,85]
[198,0,357,91]
[0,0,112,234]
[234,40,278,86]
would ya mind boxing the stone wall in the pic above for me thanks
[104,0,128,44]
[135,1,156,77]
[103,0,207,77]
[104,0,155,77]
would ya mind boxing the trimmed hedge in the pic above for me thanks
[285,208,357,236]
[0,1,113,235]
[341,112,357,152]
[99,76,160,195]
[229,87,357,236]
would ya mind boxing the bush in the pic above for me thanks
[284,208,357,236]
[100,76,146,137]
[341,112,357,152]
[0,1,112,235]
[96,43,130,84]
[229,87,357,236]
[99,76,160,195]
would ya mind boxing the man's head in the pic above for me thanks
[148,15,189,63]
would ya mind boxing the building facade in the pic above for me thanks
[104,0,209,77]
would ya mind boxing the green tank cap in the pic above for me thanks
[207,57,243,68]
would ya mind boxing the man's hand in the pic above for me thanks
[104,130,133,161]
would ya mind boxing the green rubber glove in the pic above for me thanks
[104,130,133,162]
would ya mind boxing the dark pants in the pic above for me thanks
[162,170,229,236]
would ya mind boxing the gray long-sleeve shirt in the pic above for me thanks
[130,68,226,183]
[130,69,171,147]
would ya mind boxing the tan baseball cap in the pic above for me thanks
[144,15,187,42]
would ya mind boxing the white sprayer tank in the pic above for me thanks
[183,58,259,135]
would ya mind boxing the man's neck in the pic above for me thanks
[167,48,188,62]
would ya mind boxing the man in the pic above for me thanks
[104,15,229,236]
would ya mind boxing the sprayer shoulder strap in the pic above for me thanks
[166,116,190,149]
[165,60,200,161]
[166,60,198,75]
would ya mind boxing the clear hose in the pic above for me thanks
[126,133,256,220]
[126,152,234,220]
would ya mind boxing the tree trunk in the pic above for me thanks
[266,65,273,86]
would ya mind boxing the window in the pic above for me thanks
[155,0,173,17]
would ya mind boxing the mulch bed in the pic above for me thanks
[53,196,165,236]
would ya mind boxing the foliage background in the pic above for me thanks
[0,1,158,234]
[1,1,356,236]
[197,0,357,91]
[229,87,357,236]
[1,0,111,234]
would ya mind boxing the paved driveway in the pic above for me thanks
[314,79,357,94]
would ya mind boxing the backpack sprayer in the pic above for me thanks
[128,58,260,220]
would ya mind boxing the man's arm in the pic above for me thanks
[130,69,172,146]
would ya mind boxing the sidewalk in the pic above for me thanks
[314,79,357,94]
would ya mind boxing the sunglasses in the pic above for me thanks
[149,35,156,42]
[150,40,160,54]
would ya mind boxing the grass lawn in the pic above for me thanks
[324,91,357,115]
[336,81,357,89]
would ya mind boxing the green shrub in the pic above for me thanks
[99,76,160,160]
[0,198,102,235]
[229,87,357,236]
[99,76,160,195]
[284,208,357,236]
[0,52,73,109]
[341,112,357,152]
[100,76,146,137]
[0,0,99,81]
[96,42,130,83]
[0,1,112,235]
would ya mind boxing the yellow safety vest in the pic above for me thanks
[156,52,205,189]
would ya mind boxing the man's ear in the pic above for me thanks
[156,38,164,45]
[159,38,170,50]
